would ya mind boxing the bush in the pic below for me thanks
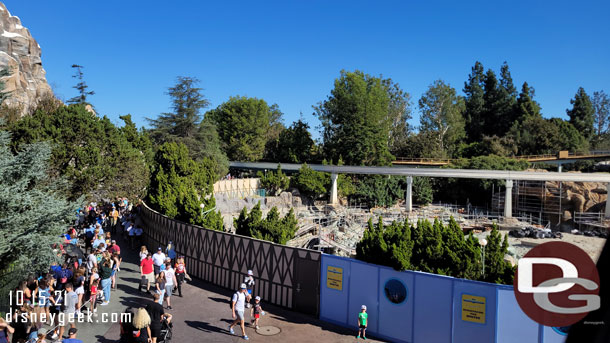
[234,203,298,244]
[356,216,513,284]
[257,165,289,196]
[290,163,327,198]
[9,104,151,201]
[413,177,433,205]
[148,142,223,231]
[351,175,404,207]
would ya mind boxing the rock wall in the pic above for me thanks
[0,2,52,116]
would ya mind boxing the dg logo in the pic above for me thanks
[514,241,600,327]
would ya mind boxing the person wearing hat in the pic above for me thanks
[357,305,368,340]
[229,283,251,340]
[250,296,264,329]
[152,248,166,277]
[244,270,255,308]
[62,327,83,343]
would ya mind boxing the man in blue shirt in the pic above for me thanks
[63,328,83,343]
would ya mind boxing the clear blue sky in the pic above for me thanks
[4,0,609,137]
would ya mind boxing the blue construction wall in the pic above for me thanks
[320,254,566,343]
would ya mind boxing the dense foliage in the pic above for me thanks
[356,217,514,284]
[435,155,528,204]
[207,96,283,162]
[290,163,328,198]
[147,77,228,178]
[351,175,405,207]
[0,129,76,287]
[148,142,223,230]
[9,104,151,201]
[315,70,408,166]
[257,165,289,196]
[234,203,298,244]
[265,119,316,163]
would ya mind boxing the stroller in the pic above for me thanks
[157,318,173,343]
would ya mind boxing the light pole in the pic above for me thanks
[479,238,487,278]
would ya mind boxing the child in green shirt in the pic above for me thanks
[357,305,368,339]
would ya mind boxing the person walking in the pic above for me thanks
[174,256,190,298]
[110,206,119,234]
[154,272,166,305]
[140,253,154,293]
[357,305,368,340]
[250,296,264,329]
[152,248,166,277]
[58,283,78,340]
[146,294,173,343]
[131,307,152,343]
[244,270,255,308]
[165,241,176,265]
[99,260,113,306]
[163,262,177,309]
[229,283,251,341]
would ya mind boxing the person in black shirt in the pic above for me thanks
[146,294,172,343]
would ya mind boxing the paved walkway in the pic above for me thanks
[75,235,385,342]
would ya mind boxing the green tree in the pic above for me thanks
[418,80,465,158]
[436,155,528,205]
[356,217,412,271]
[314,70,400,166]
[207,96,281,161]
[290,163,327,198]
[352,175,404,207]
[234,204,298,244]
[413,176,433,205]
[266,119,315,163]
[481,226,514,284]
[514,82,541,122]
[463,61,486,142]
[10,104,150,200]
[567,87,595,141]
[384,78,413,155]
[67,64,95,105]
[592,90,609,138]
[0,129,76,290]
[508,116,588,156]
[258,165,290,196]
[148,142,222,230]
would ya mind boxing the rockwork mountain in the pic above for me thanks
[0,1,52,116]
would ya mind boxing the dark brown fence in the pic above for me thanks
[139,203,321,316]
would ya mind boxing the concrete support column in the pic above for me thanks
[606,183,610,219]
[504,179,513,219]
[405,176,413,212]
[330,173,338,205]
[558,164,563,173]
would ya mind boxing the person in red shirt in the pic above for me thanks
[140,253,154,293]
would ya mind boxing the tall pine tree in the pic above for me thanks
[567,87,595,141]
[592,91,609,137]
[67,64,95,105]
[463,62,486,142]
[514,82,541,121]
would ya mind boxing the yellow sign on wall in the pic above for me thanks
[461,294,486,324]
[326,266,343,290]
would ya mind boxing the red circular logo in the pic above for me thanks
[513,241,600,327]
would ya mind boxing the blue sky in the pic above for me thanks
[4,0,609,138]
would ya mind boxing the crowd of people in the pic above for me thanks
[0,196,274,343]
[1,198,136,343]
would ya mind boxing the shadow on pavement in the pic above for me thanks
[185,320,230,335]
